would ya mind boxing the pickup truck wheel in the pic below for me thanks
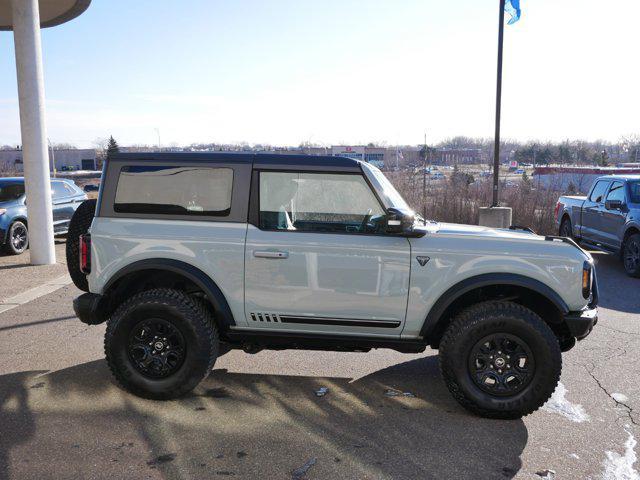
[105,288,219,400]
[559,217,573,239]
[439,301,561,419]
[3,221,29,255]
[622,233,640,277]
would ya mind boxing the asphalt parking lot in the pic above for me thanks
[0,243,638,480]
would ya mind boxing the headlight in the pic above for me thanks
[582,262,592,299]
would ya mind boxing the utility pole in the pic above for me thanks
[154,128,161,150]
[492,0,506,207]
[48,138,56,177]
[423,132,427,221]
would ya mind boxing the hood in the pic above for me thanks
[414,221,544,241]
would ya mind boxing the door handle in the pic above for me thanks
[254,250,289,259]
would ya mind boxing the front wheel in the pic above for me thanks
[622,233,640,277]
[105,288,219,400]
[439,301,561,419]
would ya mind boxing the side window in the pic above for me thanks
[114,166,233,216]
[589,181,609,203]
[259,172,385,233]
[606,182,625,203]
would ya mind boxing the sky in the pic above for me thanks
[0,0,638,148]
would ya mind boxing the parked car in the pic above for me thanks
[556,175,640,276]
[69,153,597,419]
[0,177,87,255]
[83,183,100,193]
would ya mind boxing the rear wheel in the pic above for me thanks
[66,199,96,291]
[622,233,640,277]
[105,288,219,400]
[439,301,561,419]
[3,221,29,255]
[559,217,573,239]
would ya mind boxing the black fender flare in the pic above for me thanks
[419,273,570,338]
[103,258,236,328]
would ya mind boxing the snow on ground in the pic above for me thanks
[612,393,630,404]
[601,429,639,480]
[542,382,590,423]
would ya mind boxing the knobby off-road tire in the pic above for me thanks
[439,301,562,419]
[66,199,96,292]
[105,288,219,400]
[3,220,29,255]
[622,233,640,278]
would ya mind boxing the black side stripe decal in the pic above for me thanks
[279,316,400,329]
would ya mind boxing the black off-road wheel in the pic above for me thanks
[622,233,640,278]
[559,216,573,239]
[66,199,96,292]
[439,301,562,419]
[3,221,29,255]
[105,288,219,400]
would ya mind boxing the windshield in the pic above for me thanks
[629,181,640,203]
[0,182,25,202]
[361,163,411,212]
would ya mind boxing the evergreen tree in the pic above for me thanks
[106,136,120,162]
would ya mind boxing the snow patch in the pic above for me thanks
[542,382,589,423]
[612,393,630,404]
[601,430,639,480]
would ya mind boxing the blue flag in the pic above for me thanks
[505,0,521,25]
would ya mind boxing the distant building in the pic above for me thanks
[0,148,97,173]
[433,147,483,165]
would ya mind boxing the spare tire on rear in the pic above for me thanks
[66,199,96,292]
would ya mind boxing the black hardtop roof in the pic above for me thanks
[109,152,363,171]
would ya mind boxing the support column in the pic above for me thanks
[11,0,56,264]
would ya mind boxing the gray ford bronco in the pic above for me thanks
[68,152,598,419]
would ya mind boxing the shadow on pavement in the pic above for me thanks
[0,355,527,480]
[0,315,77,333]
[592,251,640,314]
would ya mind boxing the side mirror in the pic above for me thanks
[386,207,419,236]
[605,199,623,210]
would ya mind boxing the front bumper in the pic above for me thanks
[563,267,598,341]
[564,307,598,340]
[73,293,107,325]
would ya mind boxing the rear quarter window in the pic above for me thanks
[113,166,233,216]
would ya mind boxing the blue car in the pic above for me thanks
[0,177,87,255]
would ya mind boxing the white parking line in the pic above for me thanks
[0,274,72,315]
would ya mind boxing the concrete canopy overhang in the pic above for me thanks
[0,0,90,30]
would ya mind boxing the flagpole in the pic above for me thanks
[492,0,506,207]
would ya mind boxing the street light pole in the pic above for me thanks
[492,0,506,207]
[11,0,56,264]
